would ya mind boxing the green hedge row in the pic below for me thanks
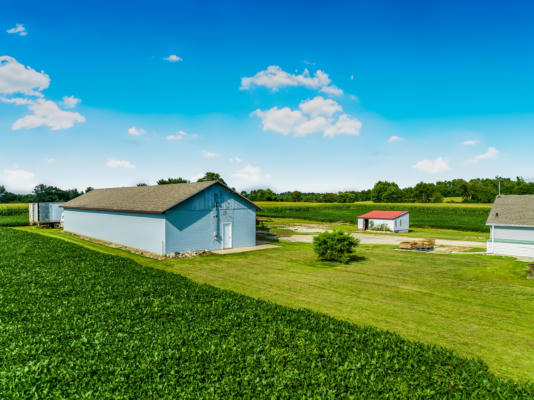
[259,203,492,231]
[0,228,530,398]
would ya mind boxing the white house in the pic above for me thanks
[357,211,409,233]
[486,195,534,258]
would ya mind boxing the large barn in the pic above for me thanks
[486,195,534,258]
[61,181,262,255]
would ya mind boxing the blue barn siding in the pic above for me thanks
[63,209,166,254]
[164,184,256,253]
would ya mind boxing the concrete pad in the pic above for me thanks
[212,243,279,255]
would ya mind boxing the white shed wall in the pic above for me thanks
[369,218,396,231]
[494,226,534,242]
[358,214,409,233]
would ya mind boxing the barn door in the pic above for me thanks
[222,223,233,249]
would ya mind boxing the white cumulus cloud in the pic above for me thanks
[388,136,404,143]
[229,156,243,163]
[0,56,49,96]
[107,158,135,169]
[0,57,85,131]
[470,146,499,163]
[2,168,35,192]
[413,157,450,174]
[0,96,33,105]
[323,114,362,138]
[166,130,188,140]
[241,65,332,91]
[253,103,361,138]
[294,117,329,136]
[202,150,217,158]
[463,140,479,145]
[252,107,306,135]
[233,164,270,182]
[128,126,146,136]
[7,24,27,36]
[62,95,81,109]
[299,96,342,118]
[164,54,183,62]
[12,99,85,130]
[319,85,343,96]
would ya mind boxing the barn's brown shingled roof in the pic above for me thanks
[61,181,262,214]
[486,195,534,226]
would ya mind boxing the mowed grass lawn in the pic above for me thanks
[21,227,534,382]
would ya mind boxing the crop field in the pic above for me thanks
[1,228,533,398]
[0,203,28,227]
[257,202,492,232]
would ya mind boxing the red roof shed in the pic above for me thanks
[358,210,409,220]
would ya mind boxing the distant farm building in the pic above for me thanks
[61,181,262,255]
[358,211,409,233]
[486,195,534,258]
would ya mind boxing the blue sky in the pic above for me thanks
[1,0,534,193]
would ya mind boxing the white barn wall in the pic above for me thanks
[63,209,166,254]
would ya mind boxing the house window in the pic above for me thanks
[399,219,402,227]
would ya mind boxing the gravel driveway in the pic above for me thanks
[283,232,485,248]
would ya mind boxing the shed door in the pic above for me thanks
[222,223,233,249]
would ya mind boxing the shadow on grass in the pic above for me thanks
[312,254,367,268]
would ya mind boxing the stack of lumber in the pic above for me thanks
[414,239,435,250]
[399,239,435,251]
[399,241,416,250]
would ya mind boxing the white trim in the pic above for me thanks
[486,223,534,228]
[357,216,407,221]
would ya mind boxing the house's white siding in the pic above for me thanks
[494,226,534,242]
[487,225,534,257]
[487,241,534,257]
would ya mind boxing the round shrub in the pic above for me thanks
[313,230,359,263]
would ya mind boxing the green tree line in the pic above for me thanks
[241,177,534,204]
[2,175,532,204]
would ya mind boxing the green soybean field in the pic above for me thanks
[0,228,531,398]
